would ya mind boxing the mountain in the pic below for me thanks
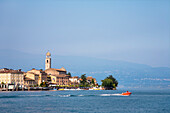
[0,49,170,89]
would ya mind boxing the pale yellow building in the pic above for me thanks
[24,69,47,86]
[45,68,70,86]
[24,72,39,86]
[0,68,24,86]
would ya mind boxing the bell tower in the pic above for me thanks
[45,51,51,70]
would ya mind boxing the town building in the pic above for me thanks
[44,52,71,86]
[86,76,97,85]
[0,68,24,88]
[45,68,70,86]
[0,52,98,89]
[24,69,48,86]
[69,76,80,85]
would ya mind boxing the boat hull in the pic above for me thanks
[121,92,132,96]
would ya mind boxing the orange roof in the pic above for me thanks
[0,68,24,74]
[51,74,69,78]
[86,76,93,80]
[46,68,66,72]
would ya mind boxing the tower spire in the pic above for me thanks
[45,51,51,70]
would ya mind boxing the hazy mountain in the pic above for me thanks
[0,49,170,89]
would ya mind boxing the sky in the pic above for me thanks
[0,0,170,67]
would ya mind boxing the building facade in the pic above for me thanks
[0,68,24,87]
[44,51,71,86]
[86,76,97,85]
[69,76,80,85]
[45,68,70,86]
[24,69,48,86]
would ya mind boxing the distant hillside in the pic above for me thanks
[0,49,170,89]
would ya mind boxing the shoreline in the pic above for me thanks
[0,87,111,91]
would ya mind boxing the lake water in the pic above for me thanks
[0,89,170,113]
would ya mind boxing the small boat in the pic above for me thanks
[121,91,132,96]
[58,88,64,91]
[75,88,83,90]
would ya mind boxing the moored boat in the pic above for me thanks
[58,88,64,91]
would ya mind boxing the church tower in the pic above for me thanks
[45,51,51,70]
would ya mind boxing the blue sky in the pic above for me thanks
[0,0,170,67]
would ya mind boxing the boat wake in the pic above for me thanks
[99,94,123,96]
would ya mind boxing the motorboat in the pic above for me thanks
[58,88,64,91]
[121,91,132,96]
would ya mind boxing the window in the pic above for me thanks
[47,60,48,63]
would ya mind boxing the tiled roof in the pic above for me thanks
[0,68,24,74]
[50,74,69,78]
[46,68,66,72]
[86,76,93,80]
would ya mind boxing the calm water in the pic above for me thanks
[0,90,170,113]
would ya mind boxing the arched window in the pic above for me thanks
[47,60,48,63]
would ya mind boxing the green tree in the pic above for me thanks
[39,69,43,71]
[40,82,48,87]
[80,74,87,87]
[1,82,4,84]
[67,72,71,76]
[92,79,95,86]
[101,75,118,90]
[101,79,113,90]
[107,75,118,87]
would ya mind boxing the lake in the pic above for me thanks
[0,89,170,113]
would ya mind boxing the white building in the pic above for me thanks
[0,68,24,87]
[69,76,80,85]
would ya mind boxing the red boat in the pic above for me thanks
[121,91,132,96]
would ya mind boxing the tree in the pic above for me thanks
[40,82,48,87]
[1,82,4,84]
[92,79,95,86]
[101,75,118,90]
[67,72,71,76]
[80,74,87,86]
[101,79,113,90]
[107,75,118,87]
